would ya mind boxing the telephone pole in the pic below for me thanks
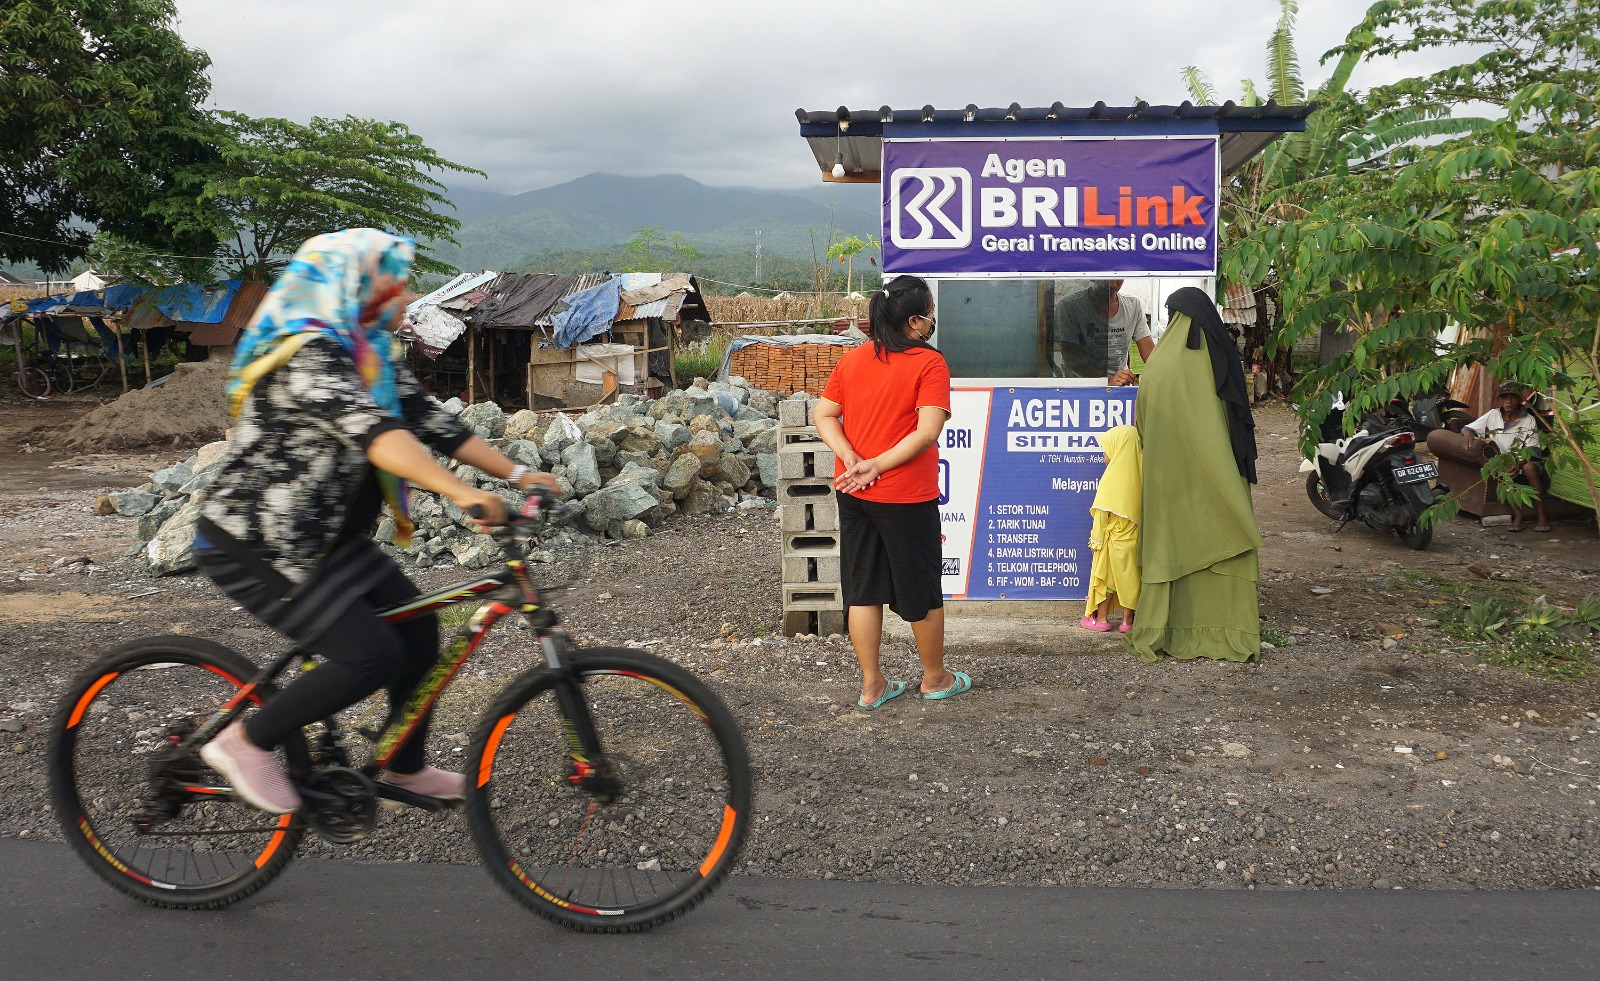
[754,230,762,285]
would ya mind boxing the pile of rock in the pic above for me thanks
[102,378,792,577]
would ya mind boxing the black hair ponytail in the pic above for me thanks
[866,275,934,361]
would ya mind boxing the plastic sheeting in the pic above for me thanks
[551,276,624,348]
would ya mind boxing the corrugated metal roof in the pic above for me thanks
[797,102,1316,180]
[615,272,710,323]
[407,270,498,317]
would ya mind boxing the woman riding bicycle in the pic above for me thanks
[196,228,559,815]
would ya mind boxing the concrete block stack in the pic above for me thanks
[776,396,845,636]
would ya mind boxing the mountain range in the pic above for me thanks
[428,173,882,286]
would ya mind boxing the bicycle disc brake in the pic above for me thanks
[301,767,379,844]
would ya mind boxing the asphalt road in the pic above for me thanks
[3,839,1598,980]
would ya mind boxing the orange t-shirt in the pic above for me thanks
[820,344,951,503]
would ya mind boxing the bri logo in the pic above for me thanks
[890,168,972,249]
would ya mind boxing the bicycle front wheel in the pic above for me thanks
[48,636,309,908]
[466,647,752,932]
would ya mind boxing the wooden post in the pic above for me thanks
[667,317,679,389]
[466,325,476,405]
[115,321,128,394]
[140,328,151,385]
[488,330,497,404]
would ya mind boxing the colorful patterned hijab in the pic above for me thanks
[227,228,418,544]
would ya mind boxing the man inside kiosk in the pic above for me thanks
[1053,280,1152,385]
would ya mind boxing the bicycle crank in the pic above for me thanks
[300,767,379,844]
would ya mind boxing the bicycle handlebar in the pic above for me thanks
[466,486,557,529]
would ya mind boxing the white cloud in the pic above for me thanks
[171,0,1457,194]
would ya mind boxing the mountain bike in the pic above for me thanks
[47,490,752,932]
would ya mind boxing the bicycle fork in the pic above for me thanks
[542,634,622,802]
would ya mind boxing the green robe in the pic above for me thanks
[1124,313,1262,663]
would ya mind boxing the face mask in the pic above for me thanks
[917,314,937,342]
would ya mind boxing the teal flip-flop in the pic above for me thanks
[922,671,972,701]
[857,680,907,710]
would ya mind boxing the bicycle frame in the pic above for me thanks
[174,522,613,806]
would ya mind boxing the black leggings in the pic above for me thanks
[229,562,440,775]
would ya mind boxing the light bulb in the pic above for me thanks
[831,161,847,179]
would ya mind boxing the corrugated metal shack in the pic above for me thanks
[401,271,709,409]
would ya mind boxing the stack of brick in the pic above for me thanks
[728,340,857,396]
[776,396,844,636]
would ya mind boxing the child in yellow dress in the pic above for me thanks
[1080,425,1142,633]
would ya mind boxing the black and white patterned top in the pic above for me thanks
[200,334,471,587]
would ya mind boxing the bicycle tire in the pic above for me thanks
[49,360,77,395]
[48,635,310,909]
[465,647,752,932]
[18,365,50,399]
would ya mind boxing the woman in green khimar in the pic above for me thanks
[1124,287,1262,663]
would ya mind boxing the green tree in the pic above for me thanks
[83,231,216,287]
[0,0,218,270]
[1268,0,1600,531]
[1182,0,1488,392]
[621,225,702,273]
[825,234,880,298]
[155,112,484,280]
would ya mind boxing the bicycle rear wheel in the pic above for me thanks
[18,364,50,399]
[465,647,752,932]
[48,636,309,908]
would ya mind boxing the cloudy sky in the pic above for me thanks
[171,0,1441,195]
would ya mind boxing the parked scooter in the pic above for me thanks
[1301,427,1439,550]
[1360,391,1472,440]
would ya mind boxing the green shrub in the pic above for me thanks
[675,336,727,383]
[1436,595,1598,681]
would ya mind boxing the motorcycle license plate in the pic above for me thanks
[1394,462,1438,484]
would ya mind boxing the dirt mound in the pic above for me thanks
[54,362,231,452]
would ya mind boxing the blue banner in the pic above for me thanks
[883,137,1218,277]
[939,386,1138,600]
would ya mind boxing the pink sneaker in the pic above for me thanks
[199,721,302,814]
[380,765,466,801]
[1079,616,1114,633]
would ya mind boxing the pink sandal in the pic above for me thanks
[1079,616,1114,633]
[1118,622,1134,633]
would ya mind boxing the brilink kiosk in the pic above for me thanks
[796,102,1312,602]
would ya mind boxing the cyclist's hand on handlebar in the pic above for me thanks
[455,488,511,531]
[512,470,563,498]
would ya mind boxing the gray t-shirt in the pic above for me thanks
[1105,294,1150,375]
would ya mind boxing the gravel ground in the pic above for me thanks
[2,392,1599,892]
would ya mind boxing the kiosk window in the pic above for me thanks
[932,279,1110,380]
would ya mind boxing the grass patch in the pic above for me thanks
[438,604,476,635]
[1260,622,1290,647]
[1435,595,1600,681]
[1392,570,1471,600]
[675,335,728,383]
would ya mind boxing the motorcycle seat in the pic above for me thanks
[1342,430,1397,457]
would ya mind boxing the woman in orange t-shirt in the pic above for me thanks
[816,275,971,708]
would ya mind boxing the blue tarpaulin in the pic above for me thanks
[142,281,242,324]
[551,276,623,348]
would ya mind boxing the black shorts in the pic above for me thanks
[838,492,944,623]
